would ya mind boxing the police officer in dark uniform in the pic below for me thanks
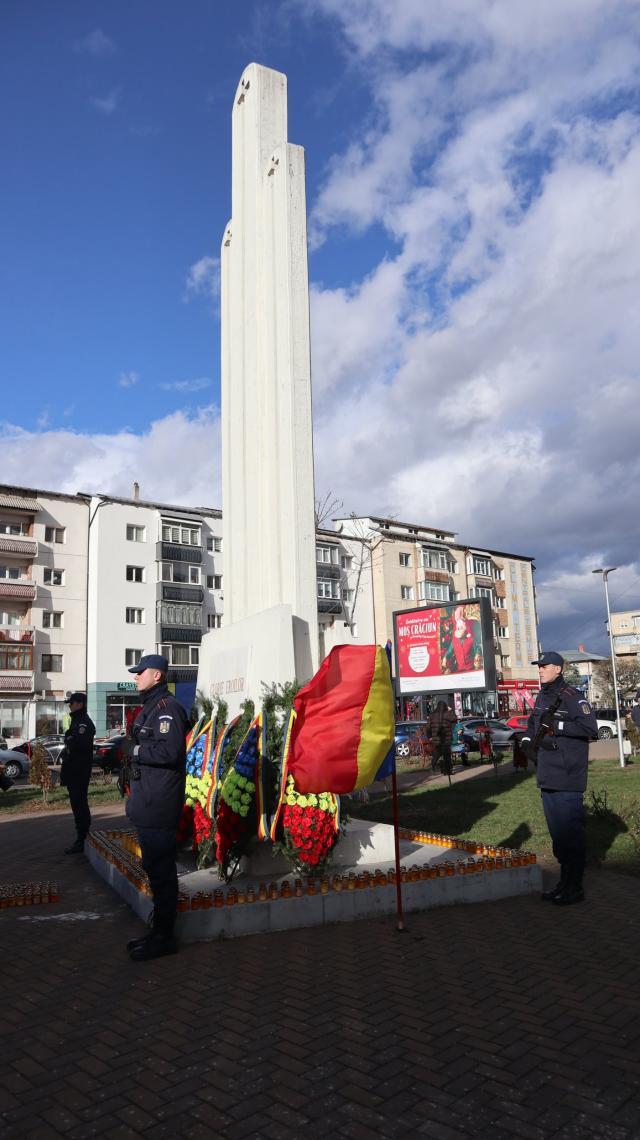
[60,692,96,854]
[123,653,187,961]
[522,652,598,906]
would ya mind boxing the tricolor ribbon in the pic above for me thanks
[269,708,296,841]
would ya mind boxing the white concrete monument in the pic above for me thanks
[197,64,319,714]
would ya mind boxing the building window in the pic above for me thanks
[42,653,62,672]
[214,537,222,552]
[214,575,222,590]
[421,548,456,573]
[493,567,505,580]
[159,643,200,666]
[340,554,353,570]
[498,626,509,639]
[316,544,338,565]
[418,581,451,602]
[0,645,33,670]
[126,565,144,583]
[157,602,201,627]
[472,557,492,577]
[317,578,340,600]
[399,552,412,567]
[495,597,506,609]
[126,525,146,543]
[401,585,414,600]
[502,655,511,667]
[189,566,200,585]
[342,588,354,603]
[206,575,214,589]
[45,526,65,543]
[0,611,21,625]
[470,586,493,599]
[207,613,222,629]
[161,523,200,546]
[126,608,144,624]
[207,537,214,552]
[0,521,28,536]
[42,611,63,629]
[0,565,21,580]
[125,649,143,666]
[43,568,64,586]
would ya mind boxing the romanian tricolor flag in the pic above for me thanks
[288,644,395,794]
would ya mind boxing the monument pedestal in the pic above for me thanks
[197,603,312,717]
[86,822,542,943]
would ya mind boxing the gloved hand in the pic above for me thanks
[520,738,537,764]
[539,737,558,752]
[539,709,556,734]
[120,737,136,761]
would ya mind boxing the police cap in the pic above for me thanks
[127,654,169,674]
[531,651,564,667]
[66,691,87,705]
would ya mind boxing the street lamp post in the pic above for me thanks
[592,568,626,768]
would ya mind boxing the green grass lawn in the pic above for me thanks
[347,758,640,876]
[0,781,122,815]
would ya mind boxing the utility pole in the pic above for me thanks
[592,568,625,768]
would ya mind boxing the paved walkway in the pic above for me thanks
[2,802,640,1139]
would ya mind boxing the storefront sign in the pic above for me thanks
[116,682,137,691]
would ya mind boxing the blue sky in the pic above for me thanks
[2,1,640,655]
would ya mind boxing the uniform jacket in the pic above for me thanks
[525,675,598,792]
[60,709,96,787]
[125,682,187,830]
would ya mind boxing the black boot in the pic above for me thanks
[129,933,178,961]
[553,882,585,906]
[64,838,84,854]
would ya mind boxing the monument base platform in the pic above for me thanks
[86,822,542,941]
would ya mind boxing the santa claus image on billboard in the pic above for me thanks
[441,605,481,674]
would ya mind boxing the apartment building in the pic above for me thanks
[0,487,87,741]
[334,515,540,715]
[610,610,640,661]
[86,492,223,734]
[0,484,224,741]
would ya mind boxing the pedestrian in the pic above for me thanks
[521,652,598,906]
[60,692,96,854]
[122,653,188,962]
[427,700,457,775]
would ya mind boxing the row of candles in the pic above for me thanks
[89,828,537,913]
[400,828,538,863]
[0,882,60,907]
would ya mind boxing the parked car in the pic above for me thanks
[460,718,516,751]
[505,714,530,731]
[394,721,430,759]
[0,749,31,779]
[93,735,126,773]
[596,717,619,739]
[14,735,67,764]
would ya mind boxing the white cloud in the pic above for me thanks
[160,378,212,393]
[184,255,220,305]
[74,29,116,56]
[0,408,222,509]
[302,0,640,649]
[118,370,140,389]
[90,87,122,116]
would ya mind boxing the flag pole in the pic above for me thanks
[390,757,405,932]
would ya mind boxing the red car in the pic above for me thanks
[505,715,530,731]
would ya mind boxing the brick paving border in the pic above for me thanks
[2,800,640,1138]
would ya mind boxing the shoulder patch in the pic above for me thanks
[579,701,592,715]
[158,715,173,720]
[159,720,170,734]
[79,725,86,733]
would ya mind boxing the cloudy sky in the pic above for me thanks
[2,0,640,654]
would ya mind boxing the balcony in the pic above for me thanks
[0,673,33,692]
[160,626,203,643]
[0,536,37,558]
[0,625,34,644]
[167,666,198,683]
[0,580,36,601]
[157,542,202,565]
[422,569,449,584]
[317,598,343,615]
[316,562,340,579]
[160,584,204,604]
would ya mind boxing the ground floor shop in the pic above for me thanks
[0,698,70,743]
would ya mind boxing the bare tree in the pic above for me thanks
[593,657,640,704]
[315,491,344,530]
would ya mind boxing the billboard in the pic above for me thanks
[393,598,496,695]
